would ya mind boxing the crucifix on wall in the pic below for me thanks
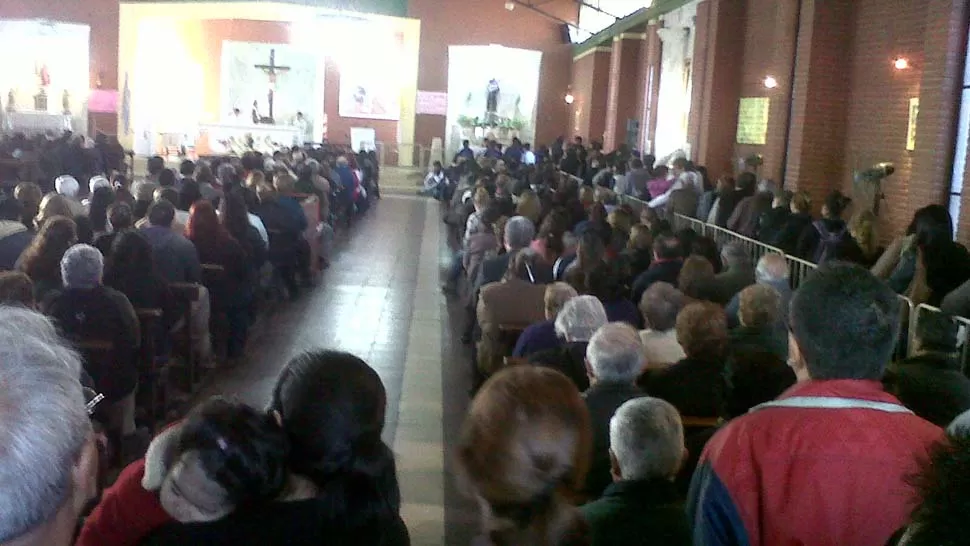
[254,49,290,122]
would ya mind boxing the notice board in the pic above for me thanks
[736,97,770,145]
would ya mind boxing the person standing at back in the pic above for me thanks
[688,264,944,546]
[797,190,864,264]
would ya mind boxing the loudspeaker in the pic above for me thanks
[560,23,573,44]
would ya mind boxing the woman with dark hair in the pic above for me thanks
[585,263,640,327]
[565,229,607,292]
[104,230,178,351]
[185,200,251,361]
[89,186,116,236]
[690,235,722,274]
[178,179,203,212]
[796,190,865,264]
[82,350,408,545]
[15,215,76,301]
[458,366,591,546]
[885,205,970,306]
[221,190,267,272]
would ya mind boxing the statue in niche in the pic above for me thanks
[34,88,48,112]
[5,90,14,113]
[485,79,500,124]
[62,89,71,115]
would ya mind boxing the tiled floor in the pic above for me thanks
[204,194,478,545]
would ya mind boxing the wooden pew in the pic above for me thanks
[135,308,164,433]
[169,282,202,388]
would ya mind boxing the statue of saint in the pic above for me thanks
[62,89,71,115]
[5,90,14,113]
[486,79,500,122]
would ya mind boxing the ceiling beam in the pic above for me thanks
[572,0,695,55]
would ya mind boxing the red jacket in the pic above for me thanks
[688,379,943,546]
[76,458,172,546]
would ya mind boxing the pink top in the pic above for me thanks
[648,176,675,199]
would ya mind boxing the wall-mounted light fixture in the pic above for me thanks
[893,57,911,70]
[763,75,779,89]
[564,86,575,105]
[505,1,515,11]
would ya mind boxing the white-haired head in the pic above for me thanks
[610,397,685,481]
[720,242,750,270]
[555,295,608,342]
[88,175,110,194]
[586,323,644,383]
[504,216,535,251]
[756,253,789,283]
[0,307,92,542]
[61,244,104,289]
[55,175,79,198]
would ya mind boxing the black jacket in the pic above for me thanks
[0,222,33,271]
[530,342,590,392]
[583,382,643,499]
[771,212,813,256]
[639,356,725,418]
[758,207,790,246]
[631,259,683,307]
[884,353,970,427]
[581,479,692,546]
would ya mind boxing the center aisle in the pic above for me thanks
[202,194,461,545]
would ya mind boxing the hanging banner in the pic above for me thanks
[416,91,448,116]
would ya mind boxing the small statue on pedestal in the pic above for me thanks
[5,90,14,113]
[62,90,71,115]
[34,88,48,112]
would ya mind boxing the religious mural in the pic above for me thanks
[337,33,404,121]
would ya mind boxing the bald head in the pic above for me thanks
[756,253,789,283]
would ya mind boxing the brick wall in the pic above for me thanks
[409,0,578,147]
[604,35,646,150]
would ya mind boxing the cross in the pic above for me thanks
[254,49,290,121]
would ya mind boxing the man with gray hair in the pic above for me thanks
[43,244,140,437]
[528,295,608,391]
[725,252,792,328]
[582,397,691,544]
[475,215,539,291]
[709,242,755,305]
[0,307,98,546]
[582,322,646,498]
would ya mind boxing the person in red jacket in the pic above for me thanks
[688,263,944,546]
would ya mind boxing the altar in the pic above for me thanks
[197,121,302,155]
[2,111,74,136]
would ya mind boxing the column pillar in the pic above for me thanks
[689,0,744,178]
[642,23,663,157]
[569,47,612,142]
[604,33,646,151]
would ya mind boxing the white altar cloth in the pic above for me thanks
[199,122,302,155]
[2,111,73,135]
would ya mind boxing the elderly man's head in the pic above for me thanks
[586,323,645,384]
[0,308,97,545]
[555,295,608,343]
[756,253,789,284]
[639,282,687,333]
[54,175,79,199]
[544,282,578,320]
[720,242,750,271]
[609,397,685,482]
[61,244,104,289]
[504,216,535,252]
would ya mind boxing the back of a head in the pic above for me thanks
[147,199,176,228]
[179,180,203,211]
[654,234,682,261]
[457,366,591,546]
[896,433,970,546]
[736,172,757,193]
[0,307,90,542]
[504,216,536,250]
[270,350,395,521]
[720,242,750,269]
[545,282,578,318]
[791,191,812,213]
[678,255,716,299]
[158,168,177,188]
[676,301,728,361]
[913,204,954,249]
[756,253,789,283]
[739,284,782,328]
[61,244,103,290]
[790,263,899,380]
[55,175,79,198]
[639,282,687,332]
[0,271,34,308]
[824,191,850,219]
[609,397,684,481]
[586,323,645,383]
[147,155,165,176]
[585,263,624,302]
[555,295,608,342]
[107,202,133,231]
[180,159,196,177]
[169,398,288,513]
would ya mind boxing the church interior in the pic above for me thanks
[3,0,970,545]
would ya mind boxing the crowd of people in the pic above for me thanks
[428,135,970,545]
[7,125,970,546]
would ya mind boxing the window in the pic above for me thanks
[948,20,970,237]
[574,0,653,42]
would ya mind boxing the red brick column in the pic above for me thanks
[689,0,745,179]
[569,48,613,142]
[604,34,646,151]
[912,0,969,221]
[782,0,853,211]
